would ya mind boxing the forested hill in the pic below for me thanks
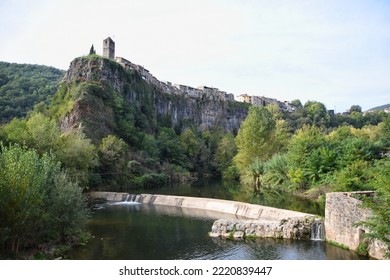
[366,104,390,112]
[0,61,65,123]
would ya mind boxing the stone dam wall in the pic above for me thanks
[325,192,387,259]
[90,192,313,221]
[90,192,319,241]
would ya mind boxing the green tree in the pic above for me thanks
[304,101,329,127]
[96,135,128,188]
[157,128,188,167]
[198,130,222,174]
[180,128,202,169]
[98,135,128,170]
[5,113,60,154]
[273,119,292,152]
[0,144,51,253]
[263,153,290,188]
[327,126,382,168]
[142,134,159,159]
[57,131,98,181]
[234,106,276,174]
[349,111,364,128]
[4,118,29,144]
[380,114,390,150]
[26,113,61,153]
[290,99,303,108]
[89,44,96,55]
[247,158,265,193]
[3,113,98,186]
[46,173,89,242]
[348,105,362,114]
[214,132,237,173]
[333,160,373,192]
[286,125,326,188]
[360,158,390,257]
[0,144,89,254]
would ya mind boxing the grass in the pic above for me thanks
[327,240,350,250]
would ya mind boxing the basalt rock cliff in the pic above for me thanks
[59,56,248,142]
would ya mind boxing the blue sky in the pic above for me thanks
[0,0,389,112]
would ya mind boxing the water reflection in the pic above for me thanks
[140,178,324,216]
[67,203,366,260]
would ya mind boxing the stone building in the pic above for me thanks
[103,37,115,59]
[237,94,296,112]
[325,192,387,259]
[110,39,243,103]
[237,94,252,103]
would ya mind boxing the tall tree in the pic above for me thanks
[234,106,275,174]
[89,44,96,55]
[286,125,327,187]
[304,101,329,127]
[348,105,362,114]
[157,128,188,168]
[290,99,303,109]
[0,144,89,254]
[214,132,237,173]
[180,128,202,169]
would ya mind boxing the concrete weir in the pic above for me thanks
[90,192,321,241]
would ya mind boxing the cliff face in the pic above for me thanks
[60,56,248,141]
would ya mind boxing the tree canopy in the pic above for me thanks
[234,106,276,174]
[0,62,64,124]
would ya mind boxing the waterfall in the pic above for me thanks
[108,194,141,205]
[311,219,324,241]
[127,194,140,202]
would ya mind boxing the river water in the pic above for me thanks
[68,180,367,260]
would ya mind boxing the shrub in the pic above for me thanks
[0,144,89,255]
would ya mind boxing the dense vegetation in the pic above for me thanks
[229,105,389,256]
[0,144,88,256]
[0,56,388,257]
[0,62,64,124]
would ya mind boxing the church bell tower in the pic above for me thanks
[103,37,115,59]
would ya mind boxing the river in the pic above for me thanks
[67,179,367,260]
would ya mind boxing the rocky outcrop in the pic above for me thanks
[60,56,248,139]
[210,217,317,240]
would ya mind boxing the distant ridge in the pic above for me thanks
[366,103,390,112]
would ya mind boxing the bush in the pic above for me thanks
[130,173,169,189]
[46,173,90,242]
[356,242,368,256]
[223,164,240,181]
[0,144,89,255]
[333,160,373,192]
[263,154,289,188]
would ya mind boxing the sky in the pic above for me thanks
[0,0,389,112]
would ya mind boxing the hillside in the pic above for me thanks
[366,104,390,112]
[0,61,65,123]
